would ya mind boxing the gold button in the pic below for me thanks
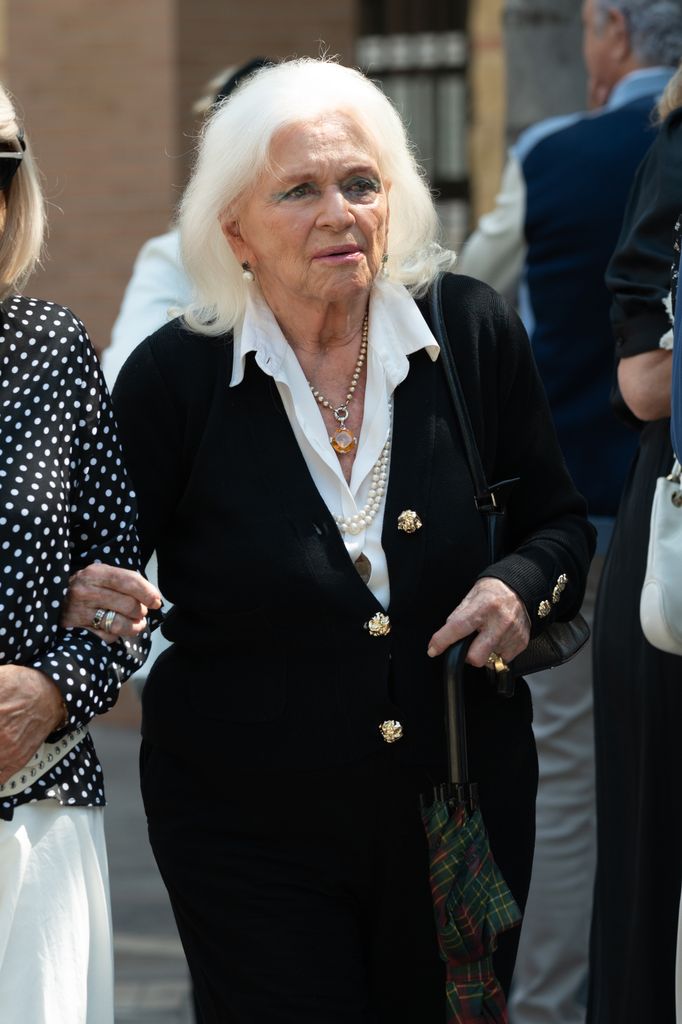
[379,720,403,743]
[366,612,391,637]
[552,573,567,604]
[397,509,423,534]
[538,600,551,619]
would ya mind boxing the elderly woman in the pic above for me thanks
[65,59,594,1023]
[0,83,158,1023]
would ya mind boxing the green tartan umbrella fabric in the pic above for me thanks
[421,795,522,1023]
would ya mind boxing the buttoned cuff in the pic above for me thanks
[478,553,573,638]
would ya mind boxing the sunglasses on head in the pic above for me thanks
[0,129,25,191]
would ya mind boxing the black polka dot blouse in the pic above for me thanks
[0,295,148,820]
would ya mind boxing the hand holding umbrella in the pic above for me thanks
[421,635,522,1022]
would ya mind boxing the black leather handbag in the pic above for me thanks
[428,274,590,693]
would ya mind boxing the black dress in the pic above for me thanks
[589,110,682,1024]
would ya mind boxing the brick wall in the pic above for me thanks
[176,0,356,182]
[468,0,506,224]
[3,0,355,353]
[5,0,177,351]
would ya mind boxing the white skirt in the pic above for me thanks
[0,801,113,1024]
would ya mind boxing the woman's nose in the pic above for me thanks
[316,187,355,229]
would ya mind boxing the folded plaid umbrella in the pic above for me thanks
[421,637,522,1023]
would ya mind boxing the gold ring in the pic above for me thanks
[103,610,117,634]
[487,651,508,673]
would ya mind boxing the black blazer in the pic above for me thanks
[113,274,595,772]
[605,107,682,429]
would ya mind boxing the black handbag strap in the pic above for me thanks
[428,275,588,693]
[428,274,500,518]
[429,275,519,699]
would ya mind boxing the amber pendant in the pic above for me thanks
[330,427,357,454]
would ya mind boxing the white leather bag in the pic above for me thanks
[640,459,682,656]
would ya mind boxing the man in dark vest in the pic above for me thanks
[458,2,681,1022]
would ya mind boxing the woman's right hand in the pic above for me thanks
[61,564,162,641]
[426,576,531,666]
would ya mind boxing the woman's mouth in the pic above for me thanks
[313,246,363,263]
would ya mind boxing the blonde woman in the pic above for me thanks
[0,84,159,1023]
[659,63,682,1024]
[590,59,682,1024]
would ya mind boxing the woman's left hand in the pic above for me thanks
[0,665,66,783]
[61,564,162,642]
[427,577,531,667]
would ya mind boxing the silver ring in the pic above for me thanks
[103,610,117,634]
[91,608,107,629]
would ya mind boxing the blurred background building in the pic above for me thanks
[0,0,583,355]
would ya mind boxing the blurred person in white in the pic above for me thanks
[457,3,682,1023]
[0,82,159,1023]
[102,58,269,391]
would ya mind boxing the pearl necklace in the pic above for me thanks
[334,400,393,536]
[308,312,368,455]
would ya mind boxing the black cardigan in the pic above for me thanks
[606,107,682,360]
[113,273,595,771]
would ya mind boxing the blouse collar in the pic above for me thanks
[229,276,440,390]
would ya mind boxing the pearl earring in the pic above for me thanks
[241,262,255,282]
[381,253,389,278]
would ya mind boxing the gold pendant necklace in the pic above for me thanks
[308,312,368,455]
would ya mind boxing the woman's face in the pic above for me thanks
[222,114,390,314]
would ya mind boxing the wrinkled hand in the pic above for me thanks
[0,665,66,783]
[61,564,162,643]
[427,577,531,668]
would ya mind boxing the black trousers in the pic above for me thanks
[140,680,537,1024]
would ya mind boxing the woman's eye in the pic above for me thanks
[344,177,380,197]
[282,183,315,200]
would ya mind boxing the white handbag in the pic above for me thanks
[640,459,682,655]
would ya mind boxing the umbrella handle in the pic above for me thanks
[444,635,476,789]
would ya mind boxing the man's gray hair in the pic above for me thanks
[596,1,682,67]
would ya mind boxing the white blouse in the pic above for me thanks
[231,279,440,609]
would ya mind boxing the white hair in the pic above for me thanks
[0,85,45,300]
[595,1,682,67]
[179,58,455,336]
